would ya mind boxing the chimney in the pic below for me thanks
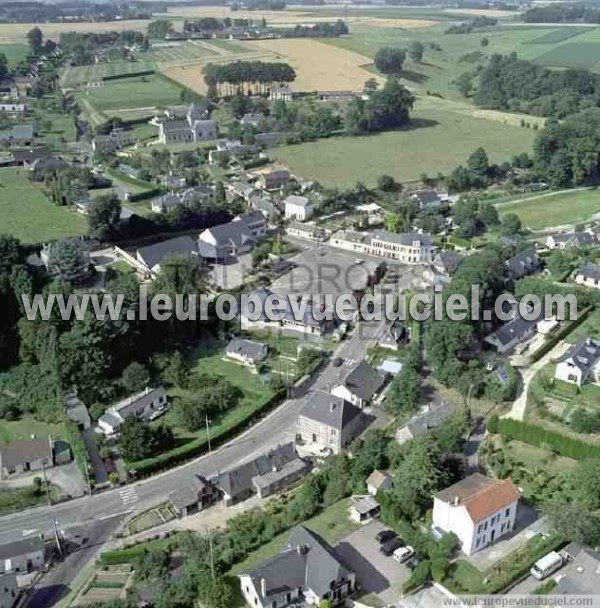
[260,578,266,598]
[454,495,460,506]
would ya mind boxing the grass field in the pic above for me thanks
[272,95,536,187]
[74,73,183,114]
[60,61,155,88]
[533,42,600,69]
[0,416,66,443]
[497,189,600,229]
[0,168,87,243]
[145,41,219,63]
[0,43,29,68]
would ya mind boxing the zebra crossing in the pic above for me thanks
[119,486,138,507]
[343,358,358,368]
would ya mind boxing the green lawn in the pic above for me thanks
[497,189,600,229]
[0,43,29,69]
[0,417,66,444]
[272,95,536,187]
[74,73,183,115]
[60,61,155,88]
[0,485,59,516]
[0,168,87,243]
[229,498,359,575]
[566,307,600,344]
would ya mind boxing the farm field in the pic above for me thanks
[533,42,600,69]
[272,96,536,187]
[145,41,219,64]
[74,73,183,116]
[0,43,29,68]
[60,61,154,88]
[497,189,600,229]
[0,168,87,243]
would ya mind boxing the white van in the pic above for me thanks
[530,551,563,580]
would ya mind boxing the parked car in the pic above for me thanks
[393,546,415,564]
[380,538,404,556]
[375,529,397,544]
[332,357,344,367]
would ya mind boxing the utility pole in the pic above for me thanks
[209,533,215,581]
[205,414,212,453]
[53,519,62,557]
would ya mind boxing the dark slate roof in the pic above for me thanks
[412,189,440,204]
[214,442,297,500]
[30,156,69,171]
[12,147,49,164]
[505,249,539,279]
[433,251,461,274]
[404,402,454,439]
[556,337,600,374]
[554,231,596,245]
[0,536,44,560]
[578,262,600,281]
[252,457,309,492]
[203,219,255,253]
[372,230,433,247]
[168,486,198,510]
[486,311,541,347]
[137,236,198,270]
[299,391,361,431]
[161,120,192,134]
[244,526,353,600]
[226,338,267,361]
[341,361,385,401]
[115,386,167,418]
[0,438,52,470]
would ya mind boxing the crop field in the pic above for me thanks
[145,41,219,63]
[272,95,536,187]
[74,73,183,114]
[497,189,600,230]
[0,168,87,243]
[527,27,590,45]
[0,43,29,68]
[60,61,154,88]
[533,42,600,69]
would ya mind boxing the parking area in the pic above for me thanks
[399,585,450,608]
[335,520,411,606]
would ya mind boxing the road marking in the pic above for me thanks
[119,487,138,506]
[22,529,38,536]
[343,358,357,367]
[99,510,134,521]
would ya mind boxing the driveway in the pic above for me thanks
[82,428,107,484]
[399,585,450,608]
[335,520,411,606]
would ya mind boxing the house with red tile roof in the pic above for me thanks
[431,473,519,555]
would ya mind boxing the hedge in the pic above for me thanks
[102,69,156,82]
[99,546,148,565]
[498,418,600,460]
[127,389,286,477]
[126,187,165,203]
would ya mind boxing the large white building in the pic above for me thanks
[432,473,519,556]
[330,229,435,264]
[554,337,600,387]
[284,195,314,222]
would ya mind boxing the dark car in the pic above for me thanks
[380,537,404,557]
[375,529,397,544]
[332,357,344,367]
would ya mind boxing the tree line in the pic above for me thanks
[524,4,600,24]
[203,60,296,97]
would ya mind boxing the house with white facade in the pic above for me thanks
[226,338,268,366]
[0,572,17,608]
[554,337,600,387]
[98,387,168,435]
[0,537,45,574]
[238,525,356,608]
[157,104,217,144]
[546,231,597,250]
[330,229,435,264]
[431,473,519,556]
[286,221,325,241]
[366,470,392,496]
[575,263,600,289]
[284,195,314,221]
[331,361,385,408]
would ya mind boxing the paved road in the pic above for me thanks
[0,267,416,545]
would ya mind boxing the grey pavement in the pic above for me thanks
[81,429,107,485]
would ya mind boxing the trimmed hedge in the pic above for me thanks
[126,188,164,203]
[498,418,600,460]
[99,546,148,565]
[127,389,286,477]
[102,70,155,82]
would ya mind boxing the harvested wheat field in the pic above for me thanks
[245,38,381,92]
[443,8,521,17]
[0,19,172,44]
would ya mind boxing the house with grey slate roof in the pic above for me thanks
[238,525,356,608]
[0,536,45,574]
[505,249,540,281]
[297,391,363,454]
[546,231,597,250]
[554,337,600,387]
[483,312,541,355]
[331,361,385,408]
[396,402,455,445]
[212,442,309,506]
[0,438,54,479]
[135,235,200,276]
[98,387,168,435]
[575,262,600,289]
[226,338,268,366]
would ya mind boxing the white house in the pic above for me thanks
[575,263,600,289]
[226,338,268,366]
[366,470,392,496]
[546,231,597,250]
[0,537,45,575]
[431,473,519,556]
[331,361,385,408]
[0,572,17,608]
[98,387,168,435]
[554,337,600,387]
[284,195,314,221]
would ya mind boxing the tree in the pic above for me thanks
[479,202,500,227]
[119,416,156,461]
[385,364,420,416]
[161,351,189,387]
[546,250,572,277]
[542,499,598,544]
[408,41,424,62]
[0,54,7,78]
[467,147,489,178]
[148,20,173,39]
[87,194,121,239]
[122,362,151,393]
[501,213,522,237]
[46,237,90,284]
[27,27,43,54]
[572,459,600,509]
[215,181,226,205]
[481,36,489,47]
[374,47,406,74]
[456,71,474,97]
[296,348,321,375]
